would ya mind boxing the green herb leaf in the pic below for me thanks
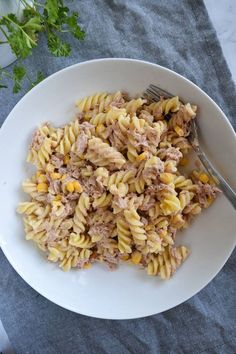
[0,14,36,58]
[32,71,45,87]
[0,67,9,89]
[13,65,26,93]
[22,7,39,23]
[13,65,26,81]
[45,0,59,24]
[9,31,33,58]
[57,5,69,23]
[22,16,43,32]
[47,31,71,56]
[66,12,85,40]
[0,0,86,93]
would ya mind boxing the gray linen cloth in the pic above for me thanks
[0,1,236,353]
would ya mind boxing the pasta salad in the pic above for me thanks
[17,91,220,279]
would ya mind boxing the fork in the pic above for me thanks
[143,84,236,210]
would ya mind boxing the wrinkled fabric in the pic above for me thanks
[0,0,236,353]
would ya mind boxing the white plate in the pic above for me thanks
[0,59,236,320]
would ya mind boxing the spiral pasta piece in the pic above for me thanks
[127,141,139,162]
[91,107,127,126]
[27,213,45,229]
[57,120,80,155]
[48,246,67,263]
[164,160,178,173]
[124,208,147,246]
[129,176,146,194]
[59,248,80,271]
[167,132,191,154]
[118,114,131,133]
[170,213,186,229]
[27,137,52,168]
[160,194,181,215]
[79,248,92,260]
[148,202,161,219]
[124,98,146,114]
[105,170,135,187]
[147,245,189,279]
[130,115,147,132]
[76,91,123,113]
[103,170,135,197]
[73,193,90,235]
[92,193,113,208]
[24,218,47,244]
[39,124,64,148]
[148,96,180,117]
[85,137,126,169]
[183,203,202,216]
[145,230,163,254]
[69,233,93,248]
[116,217,132,253]
[179,190,194,209]
[17,201,42,215]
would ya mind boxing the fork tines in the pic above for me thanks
[149,84,173,98]
[143,84,173,102]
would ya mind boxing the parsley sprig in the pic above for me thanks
[0,0,85,93]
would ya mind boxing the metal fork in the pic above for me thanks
[143,84,236,210]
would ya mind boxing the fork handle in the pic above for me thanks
[192,145,236,210]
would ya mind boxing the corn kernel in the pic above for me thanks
[159,229,168,237]
[145,224,153,231]
[66,181,75,193]
[120,254,130,261]
[73,181,83,193]
[96,124,106,135]
[83,263,92,269]
[198,172,209,184]
[37,174,47,183]
[129,184,136,193]
[36,171,43,178]
[37,183,48,193]
[209,176,219,185]
[50,172,61,180]
[159,173,174,184]
[64,155,70,165]
[206,196,214,207]
[61,174,68,181]
[174,125,184,136]
[54,195,62,201]
[179,157,189,166]
[84,114,91,121]
[131,251,142,265]
[136,152,148,162]
[52,200,62,207]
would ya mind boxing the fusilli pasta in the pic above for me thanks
[17,91,220,278]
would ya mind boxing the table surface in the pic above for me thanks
[205,0,236,81]
[0,1,236,352]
